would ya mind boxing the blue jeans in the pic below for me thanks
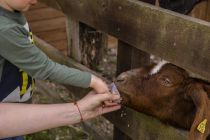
[1,136,23,140]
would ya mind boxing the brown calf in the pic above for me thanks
[116,62,210,140]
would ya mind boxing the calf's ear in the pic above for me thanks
[187,83,210,140]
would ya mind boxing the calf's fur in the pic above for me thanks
[116,63,210,140]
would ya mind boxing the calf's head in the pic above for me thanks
[116,62,210,140]
[116,63,189,112]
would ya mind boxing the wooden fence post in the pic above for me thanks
[66,17,107,70]
[115,42,133,140]
[189,1,208,20]
[130,47,151,69]
[115,0,153,136]
[115,40,150,140]
[66,16,81,62]
[79,23,108,70]
[113,128,132,140]
[117,41,150,75]
[115,2,153,139]
[207,0,210,21]
[116,41,132,75]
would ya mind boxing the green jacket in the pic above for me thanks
[0,6,91,102]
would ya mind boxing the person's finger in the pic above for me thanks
[99,90,111,94]
[100,105,121,115]
[103,101,120,106]
[96,93,121,103]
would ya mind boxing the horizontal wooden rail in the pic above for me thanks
[35,36,187,140]
[39,0,210,82]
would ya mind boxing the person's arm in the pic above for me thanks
[0,103,80,138]
[0,26,91,88]
[0,91,121,138]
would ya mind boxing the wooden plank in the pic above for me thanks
[115,41,133,139]
[39,0,210,82]
[30,2,47,10]
[25,3,67,53]
[66,17,81,61]
[115,3,151,139]
[81,121,113,140]
[107,36,118,48]
[37,0,62,11]
[207,0,210,22]
[66,17,108,69]
[25,7,64,22]
[34,36,188,140]
[116,43,150,140]
[105,106,187,140]
[189,1,208,20]
[117,39,151,72]
[113,128,131,140]
[131,47,150,69]
[79,23,108,70]
[49,39,68,52]
[30,17,66,33]
[35,28,67,42]
[35,80,64,103]
[116,41,132,75]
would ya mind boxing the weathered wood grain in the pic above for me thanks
[30,2,46,10]
[207,0,210,21]
[105,106,187,140]
[29,17,65,33]
[189,1,208,20]
[66,17,81,62]
[35,28,67,42]
[50,39,67,52]
[25,8,64,22]
[38,0,210,82]
[25,2,67,53]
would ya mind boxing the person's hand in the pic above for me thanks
[77,90,121,121]
[90,74,109,94]
[90,75,120,105]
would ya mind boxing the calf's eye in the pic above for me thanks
[158,76,173,87]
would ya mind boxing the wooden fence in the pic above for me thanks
[24,3,68,52]
[36,0,210,139]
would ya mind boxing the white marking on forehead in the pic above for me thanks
[150,60,168,75]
